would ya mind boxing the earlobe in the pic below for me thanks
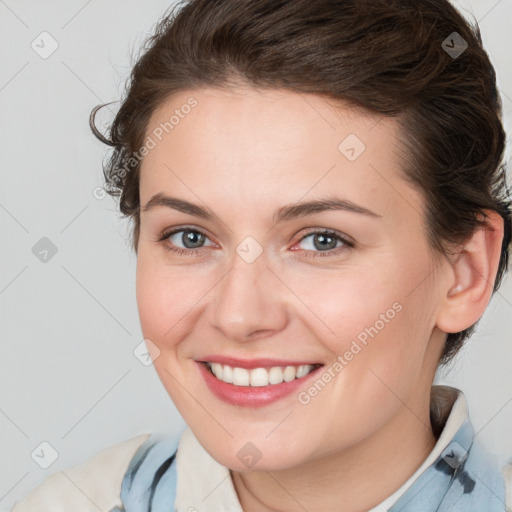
[436,210,504,334]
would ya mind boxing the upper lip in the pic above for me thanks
[197,356,324,369]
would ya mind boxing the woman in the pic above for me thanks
[12,0,512,510]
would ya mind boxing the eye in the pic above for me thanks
[293,229,354,258]
[157,227,215,256]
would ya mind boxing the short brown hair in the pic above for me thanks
[90,0,511,365]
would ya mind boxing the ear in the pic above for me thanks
[436,210,504,334]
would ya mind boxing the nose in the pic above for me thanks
[209,251,289,343]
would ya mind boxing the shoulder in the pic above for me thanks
[10,433,151,512]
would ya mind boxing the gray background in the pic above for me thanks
[1,0,511,509]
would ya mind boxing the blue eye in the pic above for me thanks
[157,228,215,256]
[156,227,354,258]
[294,230,354,258]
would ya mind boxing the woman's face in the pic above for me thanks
[136,86,449,471]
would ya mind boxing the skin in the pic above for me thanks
[135,85,504,512]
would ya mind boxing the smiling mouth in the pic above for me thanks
[203,361,324,387]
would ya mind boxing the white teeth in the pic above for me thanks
[268,366,284,384]
[250,368,269,387]
[296,365,311,378]
[222,364,233,383]
[211,363,223,379]
[206,362,317,386]
[283,366,296,382]
[232,367,250,386]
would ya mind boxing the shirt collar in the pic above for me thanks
[370,385,470,511]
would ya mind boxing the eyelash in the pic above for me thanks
[155,226,355,258]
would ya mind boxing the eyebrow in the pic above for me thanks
[141,193,382,223]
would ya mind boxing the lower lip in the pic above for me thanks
[197,361,324,408]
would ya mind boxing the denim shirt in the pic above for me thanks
[110,387,508,511]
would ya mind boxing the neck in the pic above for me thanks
[230,393,438,512]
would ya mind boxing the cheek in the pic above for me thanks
[135,249,224,353]
[136,256,166,339]
[135,251,192,345]
[280,265,404,349]
[285,257,433,377]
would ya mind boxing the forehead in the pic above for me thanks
[139,86,424,223]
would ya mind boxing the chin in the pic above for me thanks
[198,434,316,473]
